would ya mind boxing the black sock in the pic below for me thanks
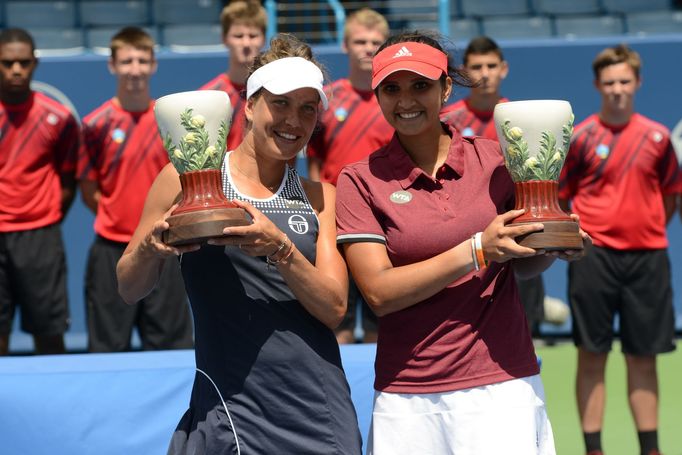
[584,431,602,452]
[638,430,658,455]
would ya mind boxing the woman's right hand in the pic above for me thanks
[480,209,544,264]
[138,204,200,258]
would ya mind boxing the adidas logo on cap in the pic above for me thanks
[392,46,412,58]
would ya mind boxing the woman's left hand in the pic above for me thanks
[545,213,592,261]
[207,199,288,257]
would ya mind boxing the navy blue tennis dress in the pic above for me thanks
[168,153,362,455]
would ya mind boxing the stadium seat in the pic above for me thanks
[162,24,223,52]
[627,10,682,36]
[152,0,222,25]
[555,15,625,38]
[406,20,440,32]
[86,26,160,54]
[6,1,77,28]
[531,0,602,16]
[79,1,149,27]
[460,0,531,17]
[449,18,481,41]
[602,0,673,14]
[30,27,84,55]
[482,16,553,40]
[383,0,440,31]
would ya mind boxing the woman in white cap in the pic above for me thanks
[336,31,586,454]
[117,34,361,454]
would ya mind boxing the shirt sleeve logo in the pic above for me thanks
[288,214,309,234]
[390,190,413,204]
[595,143,610,159]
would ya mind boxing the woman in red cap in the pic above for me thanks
[336,32,585,454]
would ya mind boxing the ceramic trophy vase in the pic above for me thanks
[155,90,249,246]
[494,100,582,250]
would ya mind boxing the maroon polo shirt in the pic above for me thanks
[336,124,539,393]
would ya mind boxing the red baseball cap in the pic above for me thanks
[371,42,449,89]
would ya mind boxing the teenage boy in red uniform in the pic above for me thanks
[78,27,193,352]
[306,8,392,343]
[440,36,509,141]
[307,8,393,186]
[200,0,266,152]
[0,28,80,355]
[442,36,567,336]
[559,44,680,455]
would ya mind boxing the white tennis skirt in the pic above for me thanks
[367,374,556,455]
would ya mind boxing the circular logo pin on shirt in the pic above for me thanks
[461,127,475,137]
[390,190,412,204]
[596,143,610,159]
[335,107,348,122]
[112,128,126,144]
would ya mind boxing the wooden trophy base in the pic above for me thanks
[162,207,250,246]
[514,220,583,251]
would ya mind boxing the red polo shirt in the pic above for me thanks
[307,79,394,185]
[559,113,681,250]
[0,92,80,232]
[200,74,247,152]
[440,98,509,140]
[78,99,169,242]
[336,124,539,393]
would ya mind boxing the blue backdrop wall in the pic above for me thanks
[10,35,682,350]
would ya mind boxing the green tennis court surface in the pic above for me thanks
[538,342,682,455]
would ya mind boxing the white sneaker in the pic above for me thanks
[543,295,570,325]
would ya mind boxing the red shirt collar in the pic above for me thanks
[1,91,35,112]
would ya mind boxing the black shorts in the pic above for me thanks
[85,236,193,352]
[568,244,676,355]
[0,224,70,336]
[336,278,377,333]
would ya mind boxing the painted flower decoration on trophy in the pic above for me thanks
[501,114,574,182]
[164,108,228,173]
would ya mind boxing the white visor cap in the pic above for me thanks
[246,57,328,110]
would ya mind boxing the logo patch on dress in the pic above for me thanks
[288,214,309,234]
[389,190,412,204]
[112,128,126,144]
[46,113,58,125]
[595,143,610,159]
[651,131,663,143]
